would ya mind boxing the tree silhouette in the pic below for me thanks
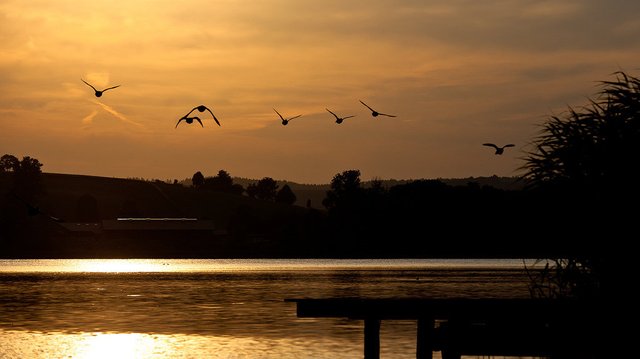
[202,169,244,195]
[0,154,19,173]
[523,71,640,195]
[216,170,233,185]
[275,184,297,205]
[12,156,44,200]
[247,177,278,201]
[192,171,205,189]
[15,156,43,177]
[322,169,362,210]
[203,170,232,191]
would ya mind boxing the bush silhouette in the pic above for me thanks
[522,71,640,300]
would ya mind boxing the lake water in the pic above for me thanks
[0,259,535,358]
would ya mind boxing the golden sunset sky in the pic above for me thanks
[1,1,639,184]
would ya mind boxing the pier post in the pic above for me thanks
[416,318,434,359]
[364,318,381,359]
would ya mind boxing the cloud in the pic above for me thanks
[82,110,98,125]
[522,1,582,18]
[91,100,144,128]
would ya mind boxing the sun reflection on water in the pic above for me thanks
[74,259,169,273]
[0,258,527,274]
[0,330,370,359]
[73,333,163,359]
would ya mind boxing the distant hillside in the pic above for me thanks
[3,173,309,226]
[5,171,522,221]
[1,172,321,258]
[4,172,523,219]
[431,176,525,190]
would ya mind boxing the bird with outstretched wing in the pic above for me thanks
[359,100,396,117]
[185,105,220,126]
[175,116,203,128]
[81,79,120,97]
[326,108,356,124]
[274,108,302,125]
[483,143,515,155]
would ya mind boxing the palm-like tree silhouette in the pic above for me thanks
[359,100,396,117]
[274,108,302,126]
[326,109,355,124]
[185,105,220,126]
[483,143,515,155]
[519,72,640,303]
[175,116,203,128]
[523,70,640,191]
[81,79,120,97]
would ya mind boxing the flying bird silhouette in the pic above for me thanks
[81,79,120,97]
[359,100,396,117]
[175,116,203,128]
[483,143,515,155]
[274,108,302,126]
[186,105,220,126]
[326,108,356,124]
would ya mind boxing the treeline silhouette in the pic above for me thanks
[191,170,297,205]
[0,163,603,258]
[170,168,553,258]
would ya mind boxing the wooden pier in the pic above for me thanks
[285,298,602,359]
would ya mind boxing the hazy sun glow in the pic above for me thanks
[1,1,639,183]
